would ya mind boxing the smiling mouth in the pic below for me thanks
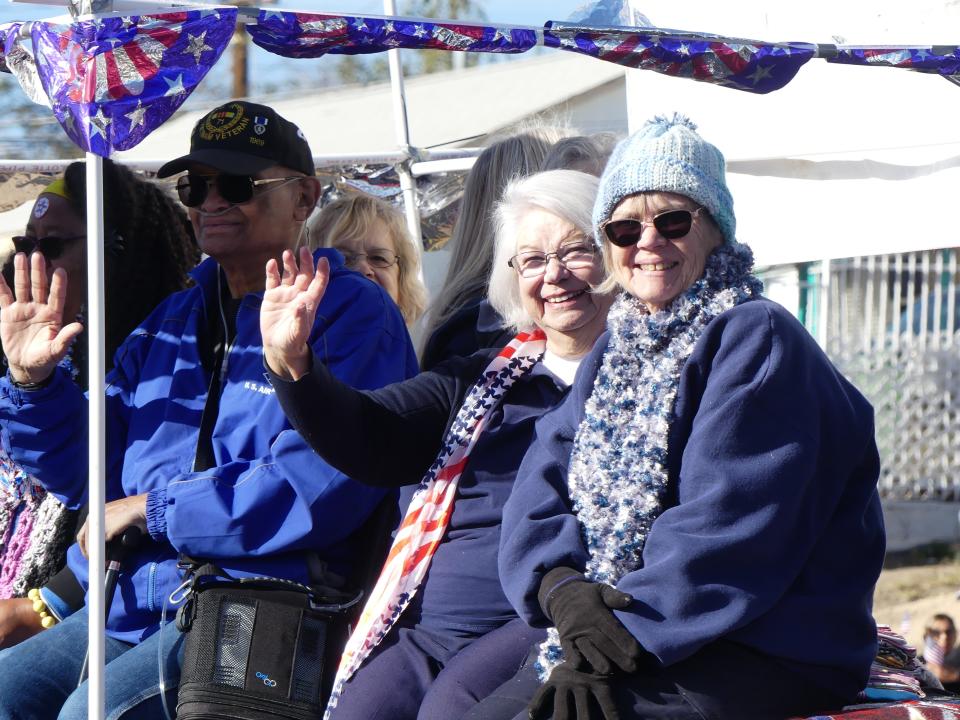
[637,262,679,271]
[545,288,588,304]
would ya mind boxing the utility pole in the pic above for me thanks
[228,0,256,98]
[231,20,249,98]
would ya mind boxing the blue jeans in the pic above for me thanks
[0,608,184,720]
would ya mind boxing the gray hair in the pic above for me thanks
[541,136,605,177]
[489,169,602,331]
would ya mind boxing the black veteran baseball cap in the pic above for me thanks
[157,100,314,178]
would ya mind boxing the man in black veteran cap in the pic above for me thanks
[0,100,416,717]
[157,99,318,295]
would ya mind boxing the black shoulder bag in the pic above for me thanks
[174,559,362,720]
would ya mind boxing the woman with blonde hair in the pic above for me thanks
[307,194,427,327]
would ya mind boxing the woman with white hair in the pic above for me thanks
[258,170,616,719]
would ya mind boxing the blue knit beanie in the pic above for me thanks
[593,114,736,245]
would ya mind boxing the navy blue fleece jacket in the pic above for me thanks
[499,299,885,700]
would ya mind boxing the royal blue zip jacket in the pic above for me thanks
[0,250,418,643]
[500,299,886,701]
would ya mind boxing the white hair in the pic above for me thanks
[488,169,602,331]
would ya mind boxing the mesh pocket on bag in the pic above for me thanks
[290,615,327,704]
[212,599,256,687]
[177,583,352,720]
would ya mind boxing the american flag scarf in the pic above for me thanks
[324,328,547,717]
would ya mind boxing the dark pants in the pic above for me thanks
[328,617,546,720]
[466,639,850,720]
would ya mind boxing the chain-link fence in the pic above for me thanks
[761,249,960,501]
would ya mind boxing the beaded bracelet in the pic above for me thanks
[27,588,57,629]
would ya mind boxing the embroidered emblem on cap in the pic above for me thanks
[33,197,50,218]
[253,115,268,136]
[199,102,249,141]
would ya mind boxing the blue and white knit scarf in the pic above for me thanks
[537,241,763,678]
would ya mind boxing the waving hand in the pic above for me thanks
[0,252,83,385]
[261,247,329,381]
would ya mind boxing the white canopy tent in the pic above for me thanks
[626,58,960,267]
[9,49,959,272]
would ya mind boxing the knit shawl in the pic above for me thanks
[0,479,73,598]
[0,347,80,599]
[537,242,763,678]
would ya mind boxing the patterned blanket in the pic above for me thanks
[805,698,960,719]
[798,624,960,718]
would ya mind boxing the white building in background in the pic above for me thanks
[118,52,629,159]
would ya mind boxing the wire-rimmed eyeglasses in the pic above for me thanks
[508,240,597,278]
[341,251,400,270]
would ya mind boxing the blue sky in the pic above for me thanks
[0,0,590,23]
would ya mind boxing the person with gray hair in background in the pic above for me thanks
[540,134,618,177]
[259,170,614,720]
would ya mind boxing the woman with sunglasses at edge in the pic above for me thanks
[467,115,886,720]
[0,159,199,648]
[260,170,618,720]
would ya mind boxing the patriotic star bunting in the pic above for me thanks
[30,9,236,155]
[828,46,960,76]
[543,21,816,94]
[246,10,537,59]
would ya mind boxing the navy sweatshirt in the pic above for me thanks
[499,299,886,701]
[270,349,569,633]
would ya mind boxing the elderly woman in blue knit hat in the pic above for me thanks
[476,115,886,720]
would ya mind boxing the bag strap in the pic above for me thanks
[176,554,364,611]
[193,271,240,473]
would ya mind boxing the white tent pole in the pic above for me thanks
[0,151,482,175]
[411,156,477,176]
[383,0,423,278]
[85,152,106,720]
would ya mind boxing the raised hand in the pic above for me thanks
[261,247,330,381]
[0,252,83,385]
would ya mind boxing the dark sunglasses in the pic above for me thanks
[602,207,705,247]
[12,234,85,260]
[175,174,302,208]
